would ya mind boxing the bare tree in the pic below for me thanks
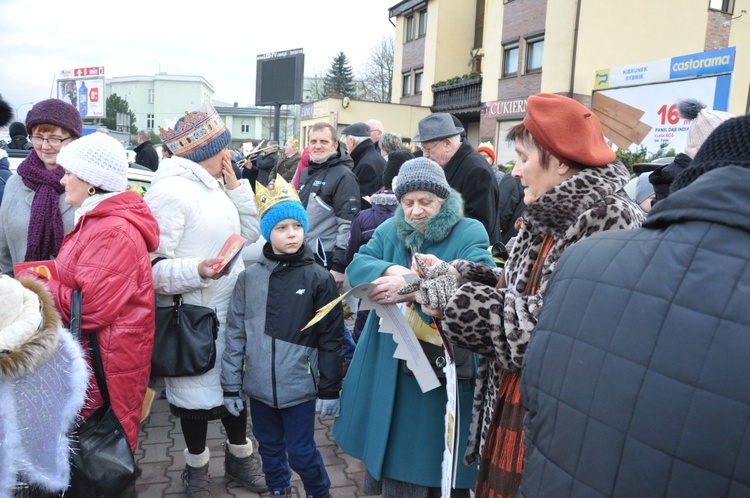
[361,35,394,103]
[305,68,329,102]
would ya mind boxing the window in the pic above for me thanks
[526,38,544,72]
[147,114,154,129]
[148,89,154,104]
[405,14,415,41]
[503,46,519,76]
[241,120,250,133]
[402,73,412,96]
[414,70,424,94]
[709,0,734,12]
[418,9,428,37]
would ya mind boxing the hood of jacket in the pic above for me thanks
[0,276,61,379]
[84,191,160,252]
[393,188,464,250]
[645,165,750,234]
[152,155,224,189]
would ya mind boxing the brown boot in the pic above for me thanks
[182,448,210,498]
[225,439,267,492]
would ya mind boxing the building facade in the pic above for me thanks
[389,0,750,166]
[106,74,294,147]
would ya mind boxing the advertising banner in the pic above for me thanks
[597,74,731,154]
[57,79,105,118]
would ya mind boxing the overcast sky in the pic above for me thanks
[1,0,398,121]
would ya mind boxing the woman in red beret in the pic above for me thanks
[413,93,645,497]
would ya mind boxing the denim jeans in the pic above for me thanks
[249,398,330,497]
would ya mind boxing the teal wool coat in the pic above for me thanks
[333,191,494,489]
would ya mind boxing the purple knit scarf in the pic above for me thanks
[17,152,66,261]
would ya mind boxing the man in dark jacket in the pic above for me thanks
[413,113,501,243]
[520,114,750,498]
[298,123,360,288]
[5,122,33,150]
[342,122,386,210]
[270,138,301,182]
[134,130,159,171]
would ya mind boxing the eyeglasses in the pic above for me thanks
[420,140,443,156]
[30,136,72,147]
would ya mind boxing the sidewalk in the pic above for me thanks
[134,377,372,497]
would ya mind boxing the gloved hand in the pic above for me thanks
[316,398,341,418]
[223,396,244,417]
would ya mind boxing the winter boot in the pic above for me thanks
[225,438,267,492]
[182,447,211,498]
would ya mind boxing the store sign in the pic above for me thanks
[594,47,735,90]
[481,98,527,118]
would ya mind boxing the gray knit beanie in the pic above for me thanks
[394,157,451,201]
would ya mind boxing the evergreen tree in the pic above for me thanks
[324,52,355,98]
[102,93,137,135]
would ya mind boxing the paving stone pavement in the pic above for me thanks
[135,377,374,498]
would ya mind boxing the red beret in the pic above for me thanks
[523,93,614,168]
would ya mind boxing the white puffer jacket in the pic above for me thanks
[144,156,260,410]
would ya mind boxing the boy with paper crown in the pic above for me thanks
[221,176,343,498]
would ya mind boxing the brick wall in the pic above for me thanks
[705,9,731,51]
[496,0,546,100]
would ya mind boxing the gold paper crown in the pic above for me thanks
[288,136,299,148]
[255,176,302,219]
[159,102,226,156]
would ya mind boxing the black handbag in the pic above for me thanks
[68,290,138,498]
[151,294,218,377]
[401,340,475,380]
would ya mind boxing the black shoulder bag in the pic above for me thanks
[150,257,219,377]
[68,290,138,498]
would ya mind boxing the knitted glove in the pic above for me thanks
[316,398,341,418]
[418,274,457,310]
[223,394,244,417]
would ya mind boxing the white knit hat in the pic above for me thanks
[57,132,129,192]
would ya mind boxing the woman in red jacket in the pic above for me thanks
[20,132,159,458]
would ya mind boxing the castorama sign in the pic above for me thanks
[669,47,735,79]
[594,47,735,90]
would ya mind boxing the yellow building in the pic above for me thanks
[389,0,750,165]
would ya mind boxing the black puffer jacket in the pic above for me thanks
[298,149,360,272]
[520,166,750,497]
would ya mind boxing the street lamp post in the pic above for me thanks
[14,102,34,122]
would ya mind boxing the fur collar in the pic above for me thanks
[393,189,464,251]
[0,277,61,380]
[523,161,631,236]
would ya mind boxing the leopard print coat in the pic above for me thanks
[440,161,645,465]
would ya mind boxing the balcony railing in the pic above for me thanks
[431,76,482,112]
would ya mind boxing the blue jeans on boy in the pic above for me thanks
[249,398,330,497]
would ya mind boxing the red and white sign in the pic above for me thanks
[59,66,105,79]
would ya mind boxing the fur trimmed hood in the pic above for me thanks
[393,188,464,250]
[0,276,62,380]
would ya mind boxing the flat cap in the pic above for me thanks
[342,122,371,137]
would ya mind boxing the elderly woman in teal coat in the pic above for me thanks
[333,158,495,498]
